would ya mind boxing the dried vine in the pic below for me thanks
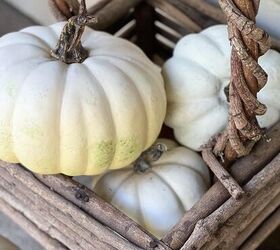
[215,0,270,159]
[203,0,271,198]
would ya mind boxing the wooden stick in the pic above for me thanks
[160,0,216,29]
[155,25,181,43]
[106,12,134,34]
[0,174,112,250]
[224,194,280,249]
[0,182,85,250]
[49,0,111,20]
[240,208,280,250]
[0,162,169,250]
[0,198,66,250]
[0,179,50,232]
[115,21,136,39]
[201,186,280,249]
[34,174,170,250]
[89,0,141,31]
[202,148,244,199]
[0,165,142,250]
[87,0,113,14]
[155,11,189,36]
[162,0,280,52]
[181,152,280,249]
[49,0,140,31]
[163,121,280,249]
[56,0,81,18]
[147,0,202,32]
[178,0,280,52]
[49,0,71,20]
[179,0,226,23]
[0,166,170,249]
[0,236,18,250]
[271,37,280,51]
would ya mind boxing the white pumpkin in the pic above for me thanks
[93,139,210,238]
[0,22,166,175]
[163,25,280,151]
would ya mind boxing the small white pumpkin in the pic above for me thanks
[92,139,210,238]
[163,25,280,151]
[0,22,166,175]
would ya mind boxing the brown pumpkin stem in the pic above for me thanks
[133,143,167,173]
[51,0,97,64]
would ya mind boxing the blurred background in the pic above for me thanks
[1,0,280,38]
[2,0,100,25]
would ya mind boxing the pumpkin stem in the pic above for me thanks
[224,84,230,102]
[51,0,97,64]
[133,143,167,173]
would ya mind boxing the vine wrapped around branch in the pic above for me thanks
[203,0,270,198]
[214,0,271,160]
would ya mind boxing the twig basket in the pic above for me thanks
[0,0,280,249]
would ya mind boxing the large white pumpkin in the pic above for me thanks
[93,139,210,238]
[0,22,166,175]
[163,25,280,151]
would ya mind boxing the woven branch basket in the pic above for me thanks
[0,1,280,250]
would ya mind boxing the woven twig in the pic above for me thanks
[240,207,280,250]
[181,152,280,249]
[163,121,280,250]
[147,0,202,32]
[202,148,244,199]
[35,174,170,250]
[0,197,66,250]
[0,164,142,250]
[214,0,270,159]
[223,194,280,249]
[201,0,271,199]
[201,190,280,249]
